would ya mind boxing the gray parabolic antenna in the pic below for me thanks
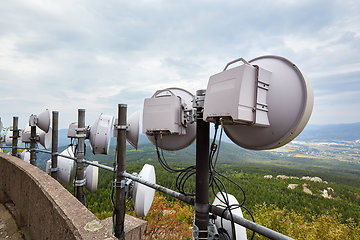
[224,55,314,150]
[89,114,114,155]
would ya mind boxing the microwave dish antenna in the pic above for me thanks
[204,55,313,150]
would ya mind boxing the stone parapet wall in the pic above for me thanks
[0,153,116,239]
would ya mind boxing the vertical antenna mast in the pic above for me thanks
[30,125,37,166]
[76,109,86,205]
[51,111,59,179]
[11,117,19,157]
[194,89,210,239]
[115,104,127,239]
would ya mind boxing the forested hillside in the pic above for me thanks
[45,140,360,239]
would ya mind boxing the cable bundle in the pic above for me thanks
[209,119,255,240]
[154,133,196,196]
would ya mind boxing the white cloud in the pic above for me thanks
[0,0,359,128]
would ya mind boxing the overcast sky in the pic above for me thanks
[1,0,359,129]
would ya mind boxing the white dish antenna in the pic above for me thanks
[39,127,52,149]
[204,56,313,150]
[46,146,75,184]
[4,129,22,147]
[20,150,30,163]
[133,164,156,217]
[143,88,196,151]
[114,111,141,149]
[89,114,114,155]
[29,109,51,133]
[5,130,13,146]
[21,125,31,143]
[22,124,52,149]
[212,192,247,240]
[85,163,99,193]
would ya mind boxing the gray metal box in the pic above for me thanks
[142,94,186,135]
[203,63,271,126]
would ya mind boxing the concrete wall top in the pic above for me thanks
[0,152,116,240]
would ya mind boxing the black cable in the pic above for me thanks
[110,150,117,234]
[153,133,196,196]
[218,228,231,240]
[73,175,77,197]
[208,125,247,206]
[213,170,246,206]
[213,178,236,240]
[209,119,256,240]
[176,167,196,196]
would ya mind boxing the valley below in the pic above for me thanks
[32,123,360,239]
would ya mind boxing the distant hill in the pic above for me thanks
[296,122,360,141]
[56,122,360,147]
[137,122,360,144]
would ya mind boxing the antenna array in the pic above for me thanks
[0,55,312,240]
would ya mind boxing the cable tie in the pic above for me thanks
[51,152,59,156]
[211,143,217,152]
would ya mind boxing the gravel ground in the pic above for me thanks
[0,203,24,239]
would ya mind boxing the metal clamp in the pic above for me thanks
[182,107,195,126]
[193,91,206,109]
[252,64,270,126]
[30,136,40,141]
[76,158,85,164]
[124,179,133,199]
[252,65,260,125]
[114,124,127,130]
[114,179,125,189]
[75,127,87,132]
[193,220,219,240]
[74,179,86,187]
[75,127,88,138]
[75,134,87,138]
[195,203,210,213]
[193,90,206,119]
[192,224,199,239]
[50,167,58,173]
[208,221,219,240]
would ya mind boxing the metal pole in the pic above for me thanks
[34,148,117,173]
[115,104,127,239]
[83,159,114,172]
[194,90,209,239]
[51,111,59,179]
[30,125,37,166]
[122,171,195,206]
[76,109,86,205]
[11,117,19,157]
